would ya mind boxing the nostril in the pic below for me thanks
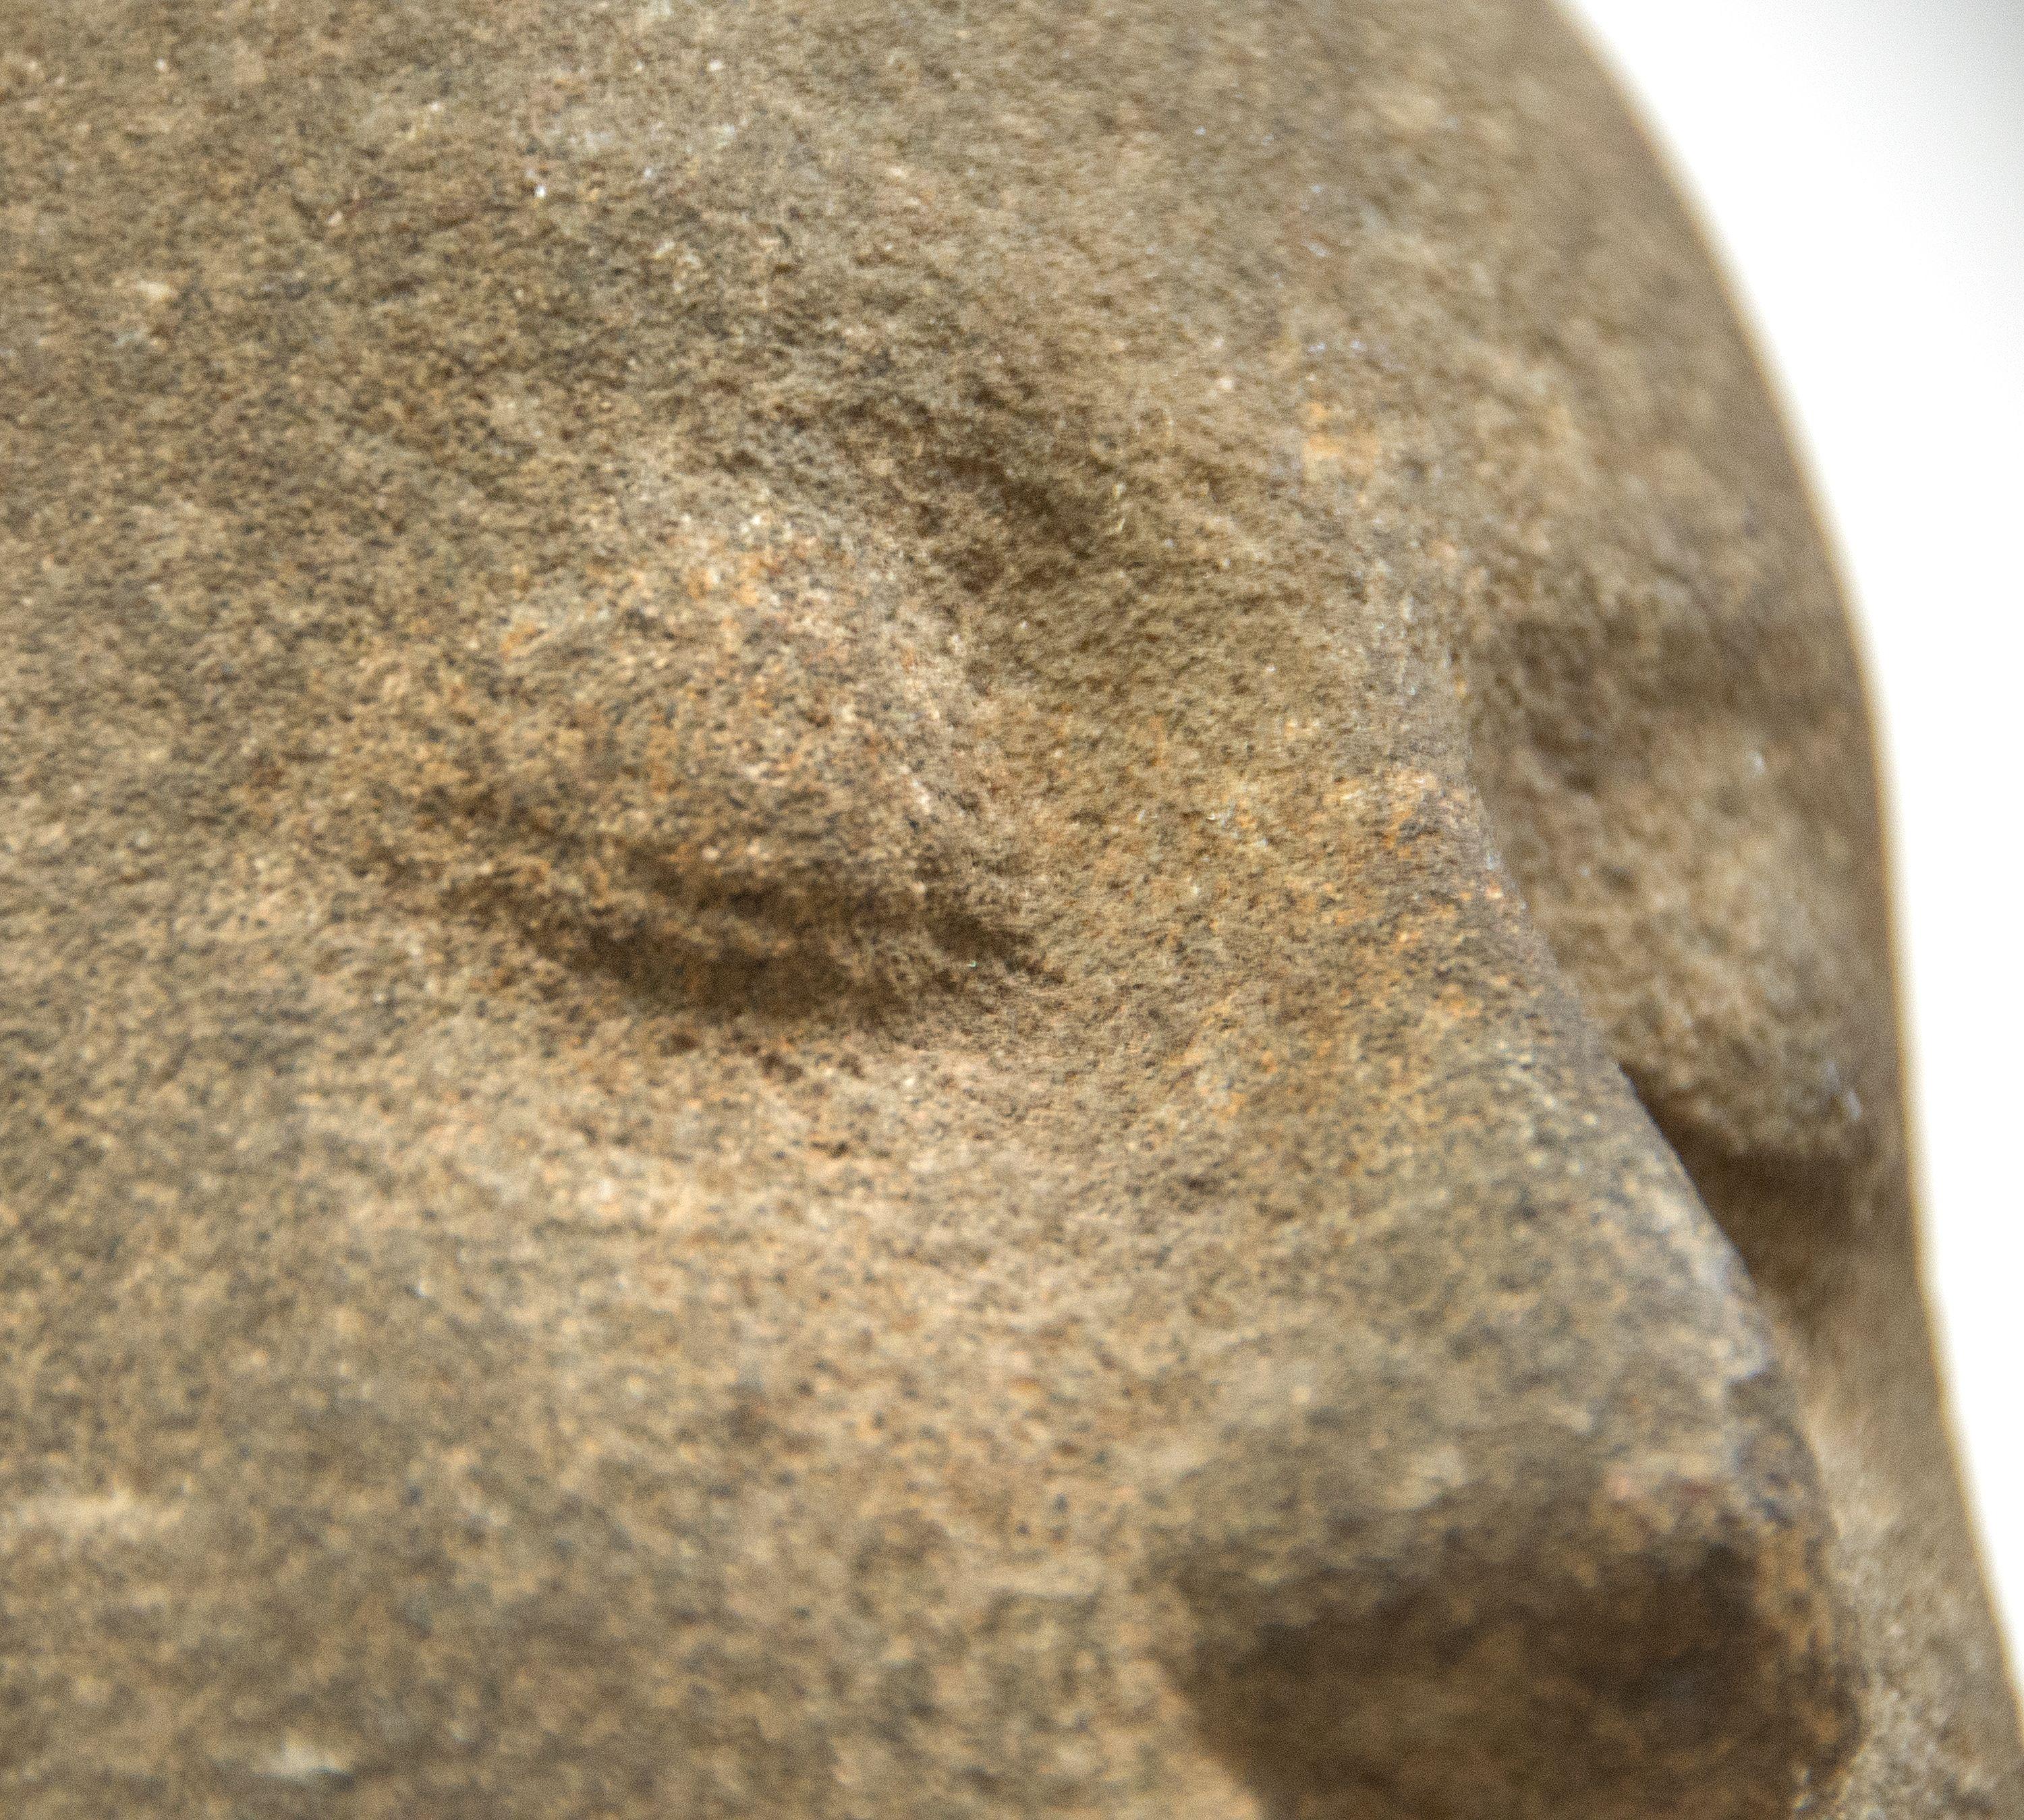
[1152,1386,1860,1820]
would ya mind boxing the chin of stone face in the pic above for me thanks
[2,1,2017,1816]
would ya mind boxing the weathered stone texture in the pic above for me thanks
[2,1,2017,1815]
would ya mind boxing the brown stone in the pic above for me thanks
[1,1,2017,1815]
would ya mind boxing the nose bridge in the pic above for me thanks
[1322,762,1777,1404]
[1146,766,1861,1820]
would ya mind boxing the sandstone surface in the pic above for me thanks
[3,2,2018,1815]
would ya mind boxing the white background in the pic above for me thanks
[1562,0,2024,1659]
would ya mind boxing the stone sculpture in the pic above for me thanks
[3,1,2018,1815]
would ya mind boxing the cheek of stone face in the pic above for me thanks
[318,496,1019,1017]
[1455,573,1895,1205]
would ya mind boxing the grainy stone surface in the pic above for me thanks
[1,2,2018,1816]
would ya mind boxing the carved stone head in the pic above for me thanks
[3,2,2017,1815]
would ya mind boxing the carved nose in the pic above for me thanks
[1160,1359,1857,1820]
[1148,851,1861,1818]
